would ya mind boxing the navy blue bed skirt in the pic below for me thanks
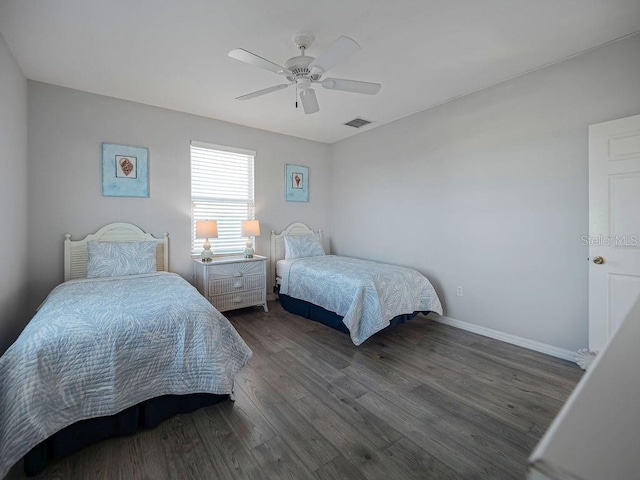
[278,293,423,336]
[23,393,228,476]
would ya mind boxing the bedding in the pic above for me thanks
[278,255,443,345]
[0,272,252,479]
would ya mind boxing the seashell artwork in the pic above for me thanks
[103,143,148,197]
[114,154,137,179]
[285,164,308,202]
[119,158,134,176]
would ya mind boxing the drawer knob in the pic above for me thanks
[233,272,243,278]
[233,296,242,303]
[233,281,243,289]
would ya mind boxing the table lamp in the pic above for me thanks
[196,220,218,261]
[241,220,260,258]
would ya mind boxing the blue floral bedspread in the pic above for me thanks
[279,255,443,345]
[0,272,252,478]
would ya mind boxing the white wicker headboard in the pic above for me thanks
[270,222,322,286]
[64,222,169,281]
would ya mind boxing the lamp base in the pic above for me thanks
[201,238,214,262]
[243,239,254,258]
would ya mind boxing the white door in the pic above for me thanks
[589,114,640,351]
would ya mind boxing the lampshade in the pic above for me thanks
[241,220,261,237]
[196,220,218,239]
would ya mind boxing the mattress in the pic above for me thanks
[276,258,290,280]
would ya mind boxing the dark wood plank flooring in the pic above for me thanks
[6,301,582,480]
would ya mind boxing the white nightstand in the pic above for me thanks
[194,255,268,313]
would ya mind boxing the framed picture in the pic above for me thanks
[285,164,309,202]
[102,143,149,197]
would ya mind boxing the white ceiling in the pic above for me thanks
[1,0,639,144]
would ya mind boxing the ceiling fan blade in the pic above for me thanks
[300,89,319,114]
[321,78,381,95]
[236,84,291,101]
[228,48,289,75]
[308,36,360,75]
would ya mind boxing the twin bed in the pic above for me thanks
[0,223,252,478]
[271,222,443,345]
[0,221,442,478]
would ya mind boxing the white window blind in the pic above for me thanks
[191,141,255,256]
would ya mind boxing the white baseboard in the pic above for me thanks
[432,315,576,363]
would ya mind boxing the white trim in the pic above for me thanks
[432,315,576,363]
[190,140,256,157]
[574,349,597,371]
[190,143,255,255]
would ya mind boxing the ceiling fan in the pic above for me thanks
[228,34,381,114]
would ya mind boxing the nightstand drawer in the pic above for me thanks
[210,289,264,312]
[209,274,265,295]
[207,261,263,279]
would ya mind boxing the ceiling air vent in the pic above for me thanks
[344,117,373,128]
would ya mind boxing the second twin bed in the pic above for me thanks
[272,222,443,345]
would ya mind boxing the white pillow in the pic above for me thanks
[284,233,325,259]
[87,241,157,278]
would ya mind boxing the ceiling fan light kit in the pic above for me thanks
[228,34,381,114]
[300,88,319,114]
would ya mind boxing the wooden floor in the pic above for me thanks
[7,301,582,480]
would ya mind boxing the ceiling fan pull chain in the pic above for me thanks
[295,84,298,108]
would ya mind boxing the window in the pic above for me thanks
[191,141,255,256]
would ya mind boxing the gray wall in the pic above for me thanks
[330,34,640,352]
[0,32,29,354]
[27,83,331,309]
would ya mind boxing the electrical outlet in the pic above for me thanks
[456,286,463,297]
